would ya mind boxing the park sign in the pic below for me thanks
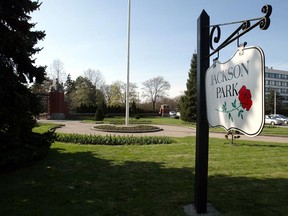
[205,46,265,137]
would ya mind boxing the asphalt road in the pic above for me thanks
[38,120,288,143]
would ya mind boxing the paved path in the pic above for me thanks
[38,120,288,143]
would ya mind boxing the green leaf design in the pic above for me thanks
[238,109,244,117]
[232,99,236,108]
[217,98,247,122]
[222,101,227,111]
[228,113,233,122]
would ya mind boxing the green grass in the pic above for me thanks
[209,125,288,136]
[33,122,63,134]
[1,136,288,215]
[140,116,193,126]
[84,116,194,126]
[261,125,288,136]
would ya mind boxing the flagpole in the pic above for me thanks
[125,0,131,126]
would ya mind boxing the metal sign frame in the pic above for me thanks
[194,5,272,214]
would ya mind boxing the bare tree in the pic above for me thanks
[142,76,171,111]
[49,59,66,84]
[83,68,105,90]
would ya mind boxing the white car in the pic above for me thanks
[265,115,282,125]
[269,114,288,124]
[169,111,177,117]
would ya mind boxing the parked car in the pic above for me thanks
[269,114,288,124]
[169,111,177,117]
[265,115,282,125]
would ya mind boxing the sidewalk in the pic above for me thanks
[38,120,288,143]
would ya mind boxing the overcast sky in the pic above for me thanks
[32,0,288,98]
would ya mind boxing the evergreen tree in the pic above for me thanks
[70,76,97,110]
[31,77,53,95]
[64,73,75,109]
[0,1,55,170]
[180,53,197,122]
[130,100,137,115]
[95,108,104,121]
[30,77,52,113]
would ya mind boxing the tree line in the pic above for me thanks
[31,60,173,113]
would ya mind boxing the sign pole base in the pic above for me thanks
[184,203,219,216]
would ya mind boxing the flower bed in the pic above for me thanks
[92,124,163,133]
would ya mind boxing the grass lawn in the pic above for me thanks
[138,116,193,126]
[209,125,288,136]
[33,122,64,133]
[261,125,288,136]
[1,136,288,215]
[84,116,194,126]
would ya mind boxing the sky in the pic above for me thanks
[32,0,288,98]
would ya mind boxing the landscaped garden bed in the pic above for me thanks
[92,124,163,133]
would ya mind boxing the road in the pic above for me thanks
[38,120,288,143]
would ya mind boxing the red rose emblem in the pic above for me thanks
[238,85,253,111]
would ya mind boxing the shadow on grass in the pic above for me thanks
[209,175,288,216]
[1,147,287,216]
[0,148,194,216]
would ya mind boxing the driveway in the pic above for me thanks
[38,120,288,143]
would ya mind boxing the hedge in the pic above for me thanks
[56,133,173,145]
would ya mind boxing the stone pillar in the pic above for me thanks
[48,79,66,120]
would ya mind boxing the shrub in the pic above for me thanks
[107,119,152,125]
[56,133,173,145]
[105,114,114,118]
[0,130,56,172]
[134,115,141,119]
[95,108,104,121]
[76,103,97,113]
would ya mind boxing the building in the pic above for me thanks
[265,67,288,106]
[48,79,69,119]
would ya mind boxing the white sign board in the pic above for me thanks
[205,46,265,137]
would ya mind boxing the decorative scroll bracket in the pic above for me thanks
[209,4,272,58]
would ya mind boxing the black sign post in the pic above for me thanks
[194,10,210,214]
[194,5,272,214]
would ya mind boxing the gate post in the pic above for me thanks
[194,10,210,214]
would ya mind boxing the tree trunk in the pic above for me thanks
[152,100,156,111]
